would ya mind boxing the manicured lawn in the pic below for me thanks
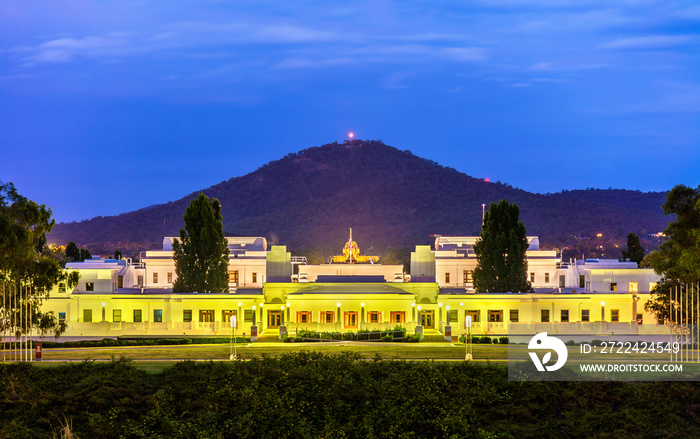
[29,341,511,364]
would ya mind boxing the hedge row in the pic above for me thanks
[1,352,698,438]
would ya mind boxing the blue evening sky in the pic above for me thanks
[1,1,699,223]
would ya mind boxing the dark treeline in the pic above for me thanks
[1,352,698,438]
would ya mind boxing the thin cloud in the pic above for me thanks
[439,47,487,62]
[601,35,697,50]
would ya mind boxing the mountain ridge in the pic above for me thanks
[48,140,670,257]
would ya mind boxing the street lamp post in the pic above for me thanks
[230,315,237,360]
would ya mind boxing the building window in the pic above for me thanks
[244,310,254,323]
[509,310,519,322]
[581,309,590,322]
[118,276,123,288]
[611,309,619,322]
[154,309,163,323]
[58,283,66,293]
[579,275,585,288]
[133,309,142,322]
[541,309,550,322]
[530,272,535,283]
[559,275,565,288]
[198,310,214,323]
[222,310,237,327]
[137,275,144,287]
[86,282,94,292]
[368,311,381,323]
[390,311,406,324]
[561,309,569,322]
[636,313,643,324]
[320,311,335,323]
[465,310,480,323]
[59,312,66,323]
[252,272,257,284]
[167,272,173,283]
[488,310,503,322]
[228,270,239,284]
[463,270,473,285]
[544,273,550,283]
[113,309,122,322]
[344,311,358,328]
[629,282,638,293]
[297,311,312,324]
[183,310,192,322]
[445,272,450,283]
[448,310,458,323]
[610,282,617,292]
[83,309,92,323]
[153,272,158,284]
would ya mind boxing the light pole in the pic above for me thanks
[601,301,606,322]
[336,302,341,331]
[465,315,473,361]
[230,315,237,360]
[361,302,365,327]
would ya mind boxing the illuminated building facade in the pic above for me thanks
[40,234,664,339]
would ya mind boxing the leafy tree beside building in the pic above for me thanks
[172,193,229,294]
[0,182,78,338]
[473,200,532,294]
[65,241,91,262]
[644,185,700,322]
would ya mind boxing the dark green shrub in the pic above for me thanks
[381,335,394,342]
[499,336,509,345]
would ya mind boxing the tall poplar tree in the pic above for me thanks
[473,200,531,293]
[621,233,645,264]
[172,193,229,294]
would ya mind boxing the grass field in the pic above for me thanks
[28,341,508,364]
[11,340,689,374]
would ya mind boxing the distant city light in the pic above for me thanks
[596,233,603,237]
[348,132,354,138]
[484,178,490,182]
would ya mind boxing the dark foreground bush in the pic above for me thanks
[1,353,699,438]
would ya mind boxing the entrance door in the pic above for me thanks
[420,310,435,329]
[268,311,282,328]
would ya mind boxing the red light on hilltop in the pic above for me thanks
[484,178,490,182]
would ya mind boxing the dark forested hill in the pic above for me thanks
[48,140,670,257]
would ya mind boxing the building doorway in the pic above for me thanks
[268,311,282,328]
[488,310,503,322]
[420,310,435,329]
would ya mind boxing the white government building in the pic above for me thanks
[41,234,664,340]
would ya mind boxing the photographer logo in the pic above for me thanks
[528,332,568,372]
